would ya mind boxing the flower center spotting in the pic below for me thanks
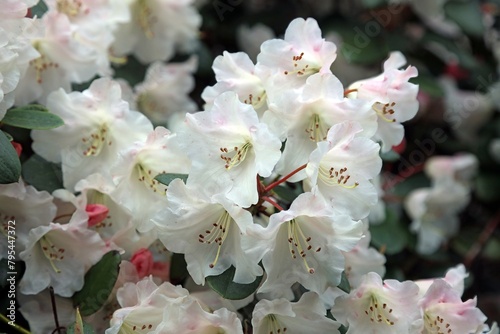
[364,294,395,326]
[137,0,156,39]
[30,42,60,84]
[40,235,65,273]
[220,141,252,170]
[243,91,267,109]
[122,321,154,334]
[372,102,397,123]
[305,114,329,142]
[81,124,111,156]
[135,163,164,194]
[197,211,232,269]
[287,219,321,274]
[264,314,288,334]
[56,0,88,17]
[284,52,318,77]
[423,312,453,334]
[318,165,359,188]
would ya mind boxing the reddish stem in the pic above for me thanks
[464,209,500,268]
[344,88,358,97]
[264,163,307,193]
[262,196,285,211]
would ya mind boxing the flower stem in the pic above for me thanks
[262,196,285,211]
[464,209,500,268]
[264,163,307,193]
[49,287,62,334]
[0,313,31,334]
[344,88,358,97]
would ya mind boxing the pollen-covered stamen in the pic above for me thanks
[56,0,89,17]
[364,295,395,326]
[305,114,329,142]
[243,91,267,109]
[137,0,157,39]
[283,52,318,76]
[81,124,111,156]
[287,219,318,274]
[220,141,252,170]
[30,42,60,84]
[135,164,163,194]
[372,102,397,123]
[40,235,65,273]
[122,321,154,333]
[423,313,453,334]
[265,314,288,334]
[1,214,16,238]
[318,165,359,189]
[197,211,232,268]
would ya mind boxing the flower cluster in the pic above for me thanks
[1,2,498,333]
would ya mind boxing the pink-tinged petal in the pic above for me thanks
[86,204,109,227]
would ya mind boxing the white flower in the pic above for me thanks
[305,121,382,220]
[179,91,281,208]
[154,178,263,285]
[135,56,198,124]
[411,279,488,334]
[202,51,267,114]
[106,277,189,334]
[332,272,421,333]
[0,0,37,19]
[110,126,190,230]
[256,17,337,88]
[111,0,201,63]
[258,190,363,297]
[425,153,479,187]
[152,298,243,334]
[414,264,468,298]
[252,292,341,334]
[269,72,377,182]
[31,77,153,190]
[348,51,419,152]
[0,181,56,258]
[19,209,111,297]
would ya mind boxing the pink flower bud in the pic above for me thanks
[130,248,153,279]
[85,204,109,227]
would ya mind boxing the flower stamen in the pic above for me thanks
[198,211,232,268]
[81,124,111,156]
[372,102,397,123]
[364,295,395,326]
[318,165,359,189]
[40,235,65,273]
[305,114,329,142]
[287,219,317,274]
[220,141,252,170]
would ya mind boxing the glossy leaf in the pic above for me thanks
[206,266,262,300]
[21,154,63,193]
[0,131,21,184]
[2,105,63,130]
[155,173,188,186]
[444,0,484,38]
[73,251,121,316]
[338,271,351,294]
[370,208,409,254]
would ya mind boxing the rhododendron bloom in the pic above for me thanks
[154,179,264,285]
[252,292,341,334]
[257,17,337,88]
[414,264,468,298]
[305,121,382,219]
[257,190,363,297]
[19,209,111,297]
[348,51,419,152]
[332,272,420,333]
[202,51,267,113]
[0,0,38,19]
[179,91,281,207]
[31,77,153,190]
[411,279,487,334]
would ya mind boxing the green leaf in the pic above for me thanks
[475,173,500,202]
[338,271,351,294]
[380,149,400,162]
[370,208,409,254]
[2,105,63,129]
[410,75,445,98]
[66,308,96,334]
[361,0,387,8]
[73,251,121,316]
[444,0,484,38]
[2,131,13,141]
[0,131,21,184]
[30,0,48,17]
[206,266,263,300]
[155,173,188,186]
[21,154,63,192]
[391,172,430,197]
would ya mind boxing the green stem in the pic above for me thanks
[0,313,31,334]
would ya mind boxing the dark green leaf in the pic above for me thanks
[21,154,63,192]
[30,0,48,17]
[2,131,13,141]
[475,172,500,202]
[2,106,63,130]
[361,0,387,8]
[444,0,484,38]
[370,208,409,254]
[206,266,262,300]
[410,75,445,98]
[380,149,400,162]
[337,271,351,294]
[0,131,21,184]
[73,251,121,316]
[155,173,188,186]
[391,172,430,197]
